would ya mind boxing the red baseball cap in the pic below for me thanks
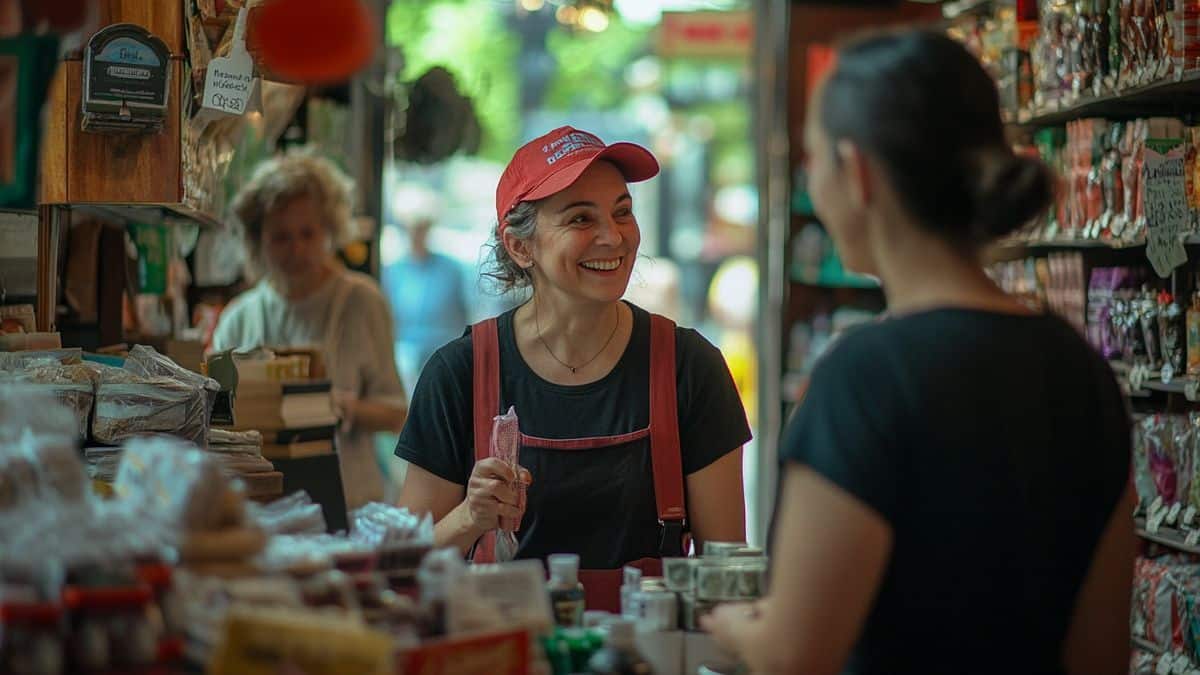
[496,126,659,227]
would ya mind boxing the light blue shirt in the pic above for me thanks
[382,252,469,387]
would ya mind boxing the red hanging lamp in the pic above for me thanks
[249,0,376,84]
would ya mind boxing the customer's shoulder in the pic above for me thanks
[339,270,389,304]
[220,283,269,320]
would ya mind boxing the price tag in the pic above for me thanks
[1153,496,1166,517]
[1169,502,1183,526]
[1161,653,1176,675]
[1175,653,1191,675]
[1185,528,1200,547]
[1184,506,1197,528]
[1187,378,1200,402]
[202,8,255,116]
[1144,140,1189,278]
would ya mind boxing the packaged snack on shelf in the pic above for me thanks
[350,502,433,549]
[113,436,243,533]
[1161,292,1187,381]
[125,344,219,422]
[446,560,553,637]
[417,547,466,637]
[247,490,327,535]
[0,348,82,368]
[93,367,210,447]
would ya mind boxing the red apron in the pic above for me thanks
[469,313,687,613]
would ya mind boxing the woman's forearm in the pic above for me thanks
[435,500,488,555]
[347,398,407,433]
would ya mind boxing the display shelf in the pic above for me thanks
[1012,71,1200,129]
[67,202,224,231]
[1135,518,1200,554]
[1133,636,1163,654]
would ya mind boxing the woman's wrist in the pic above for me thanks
[435,499,487,554]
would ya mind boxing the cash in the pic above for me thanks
[663,557,695,593]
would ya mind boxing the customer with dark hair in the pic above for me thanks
[395,126,750,611]
[703,30,1132,675]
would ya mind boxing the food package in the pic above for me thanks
[0,348,82,369]
[489,406,526,562]
[93,367,209,446]
[113,436,244,533]
[247,491,327,535]
[350,503,432,549]
[3,362,98,440]
[125,345,219,428]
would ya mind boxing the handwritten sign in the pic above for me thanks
[202,8,255,116]
[1145,139,1189,277]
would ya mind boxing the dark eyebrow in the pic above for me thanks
[557,201,597,214]
[556,193,633,214]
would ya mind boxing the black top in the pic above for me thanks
[397,302,752,569]
[778,309,1130,675]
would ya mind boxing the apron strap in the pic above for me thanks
[470,317,501,563]
[649,314,686,557]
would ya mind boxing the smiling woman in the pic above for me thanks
[395,125,752,612]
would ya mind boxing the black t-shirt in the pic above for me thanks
[778,309,1130,675]
[397,302,752,569]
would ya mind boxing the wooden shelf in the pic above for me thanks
[1012,71,1200,129]
[67,202,224,231]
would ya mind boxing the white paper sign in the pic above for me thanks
[1144,141,1189,278]
[202,8,254,116]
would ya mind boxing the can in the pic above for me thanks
[637,590,678,631]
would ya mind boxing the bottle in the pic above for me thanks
[586,619,653,675]
[548,554,586,628]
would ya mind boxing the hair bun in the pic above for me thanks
[969,150,1055,241]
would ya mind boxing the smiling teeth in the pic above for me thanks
[581,258,621,271]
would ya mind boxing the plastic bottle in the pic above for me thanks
[586,619,653,675]
[547,554,585,628]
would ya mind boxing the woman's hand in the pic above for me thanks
[464,458,533,534]
[701,601,762,657]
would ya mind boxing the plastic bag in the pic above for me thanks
[350,503,432,548]
[247,491,327,535]
[489,406,526,562]
[114,436,242,533]
[93,367,208,446]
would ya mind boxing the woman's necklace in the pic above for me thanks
[534,300,620,375]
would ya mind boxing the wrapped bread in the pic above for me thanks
[8,363,98,440]
[114,436,244,532]
[93,368,209,446]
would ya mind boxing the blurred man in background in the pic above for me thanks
[382,216,469,399]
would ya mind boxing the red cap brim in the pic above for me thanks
[522,142,660,203]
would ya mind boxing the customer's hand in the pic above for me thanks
[332,389,359,432]
[464,458,533,534]
[701,601,762,657]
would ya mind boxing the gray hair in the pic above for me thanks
[231,148,354,265]
[483,200,539,293]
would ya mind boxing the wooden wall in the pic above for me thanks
[39,0,185,205]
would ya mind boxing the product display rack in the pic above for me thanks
[1013,71,1200,130]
